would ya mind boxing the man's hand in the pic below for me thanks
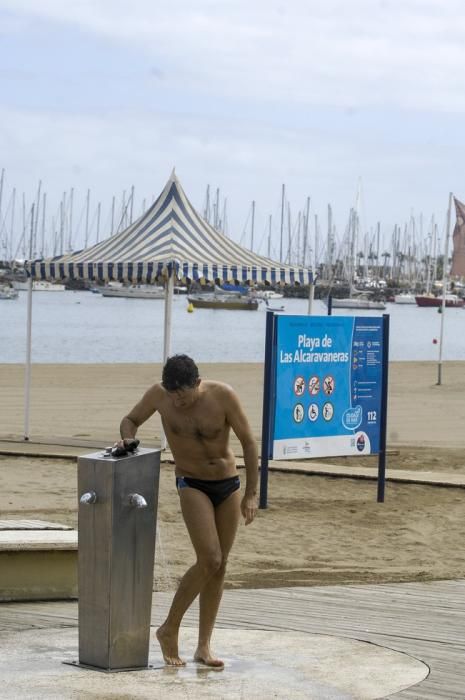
[112,438,140,456]
[240,494,258,525]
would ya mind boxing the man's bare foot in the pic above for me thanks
[156,624,186,666]
[194,646,224,669]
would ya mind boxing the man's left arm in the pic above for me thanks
[223,386,259,525]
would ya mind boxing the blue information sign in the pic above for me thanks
[272,315,384,459]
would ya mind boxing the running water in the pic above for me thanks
[154,522,177,592]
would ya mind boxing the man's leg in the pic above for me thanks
[156,487,223,666]
[195,488,242,667]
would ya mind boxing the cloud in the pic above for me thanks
[2,0,465,111]
[0,101,455,256]
[0,0,463,256]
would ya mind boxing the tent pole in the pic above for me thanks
[163,271,174,363]
[161,269,175,449]
[24,204,35,441]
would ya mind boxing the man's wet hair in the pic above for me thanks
[162,354,200,392]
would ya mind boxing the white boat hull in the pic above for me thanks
[33,281,66,292]
[394,294,416,304]
[0,286,18,299]
[101,285,165,299]
[12,281,29,291]
[256,291,284,300]
[331,297,386,310]
[188,295,259,310]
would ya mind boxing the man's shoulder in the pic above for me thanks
[202,379,234,394]
[143,382,165,402]
[202,380,237,403]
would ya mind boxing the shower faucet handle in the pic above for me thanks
[128,493,148,509]
[80,490,98,505]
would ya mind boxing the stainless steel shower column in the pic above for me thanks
[77,447,161,671]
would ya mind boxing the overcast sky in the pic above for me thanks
[1,0,465,259]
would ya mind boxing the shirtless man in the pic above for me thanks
[117,354,258,669]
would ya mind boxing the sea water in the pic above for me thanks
[1,290,464,363]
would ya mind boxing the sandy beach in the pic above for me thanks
[1,361,465,589]
[2,361,465,449]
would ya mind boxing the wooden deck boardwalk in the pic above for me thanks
[0,579,463,698]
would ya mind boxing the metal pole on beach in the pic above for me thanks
[437,192,453,386]
[24,204,35,441]
[259,311,276,509]
[377,314,390,503]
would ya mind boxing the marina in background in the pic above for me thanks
[1,290,464,364]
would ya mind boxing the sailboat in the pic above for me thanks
[187,285,259,310]
[0,284,18,299]
[394,292,416,304]
[101,283,165,299]
[327,203,386,310]
[331,292,386,310]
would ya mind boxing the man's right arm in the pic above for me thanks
[119,384,161,441]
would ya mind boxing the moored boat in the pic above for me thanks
[33,281,66,292]
[415,294,464,308]
[255,289,284,300]
[329,293,386,310]
[394,293,416,304]
[187,294,259,310]
[0,285,18,300]
[12,280,29,291]
[101,284,165,299]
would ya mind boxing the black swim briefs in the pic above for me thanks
[176,475,240,508]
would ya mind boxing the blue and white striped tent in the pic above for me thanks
[27,170,312,285]
[21,171,315,441]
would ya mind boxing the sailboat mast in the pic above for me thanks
[215,188,220,229]
[302,197,310,267]
[250,200,255,251]
[204,185,210,222]
[426,215,433,292]
[327,204,332,273]
[130,185,134,225]
[96,202,101,243]
[60,197,64,255]
[349,208,356,295]
[279,184,285,262]
[121,190,126,230]
[21,193,26,259]
[222,198,228,235]
[432,219,438,286]
[68,187,74,251]
[287,203,291,264]
[111,195,115,235]
[0,169,4,238]
[314,214,319,275]
[85,189,90,246]
[10,187,16,261]
[40,192,46,257]
[267,214,272,258]
[34,180,42,258]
